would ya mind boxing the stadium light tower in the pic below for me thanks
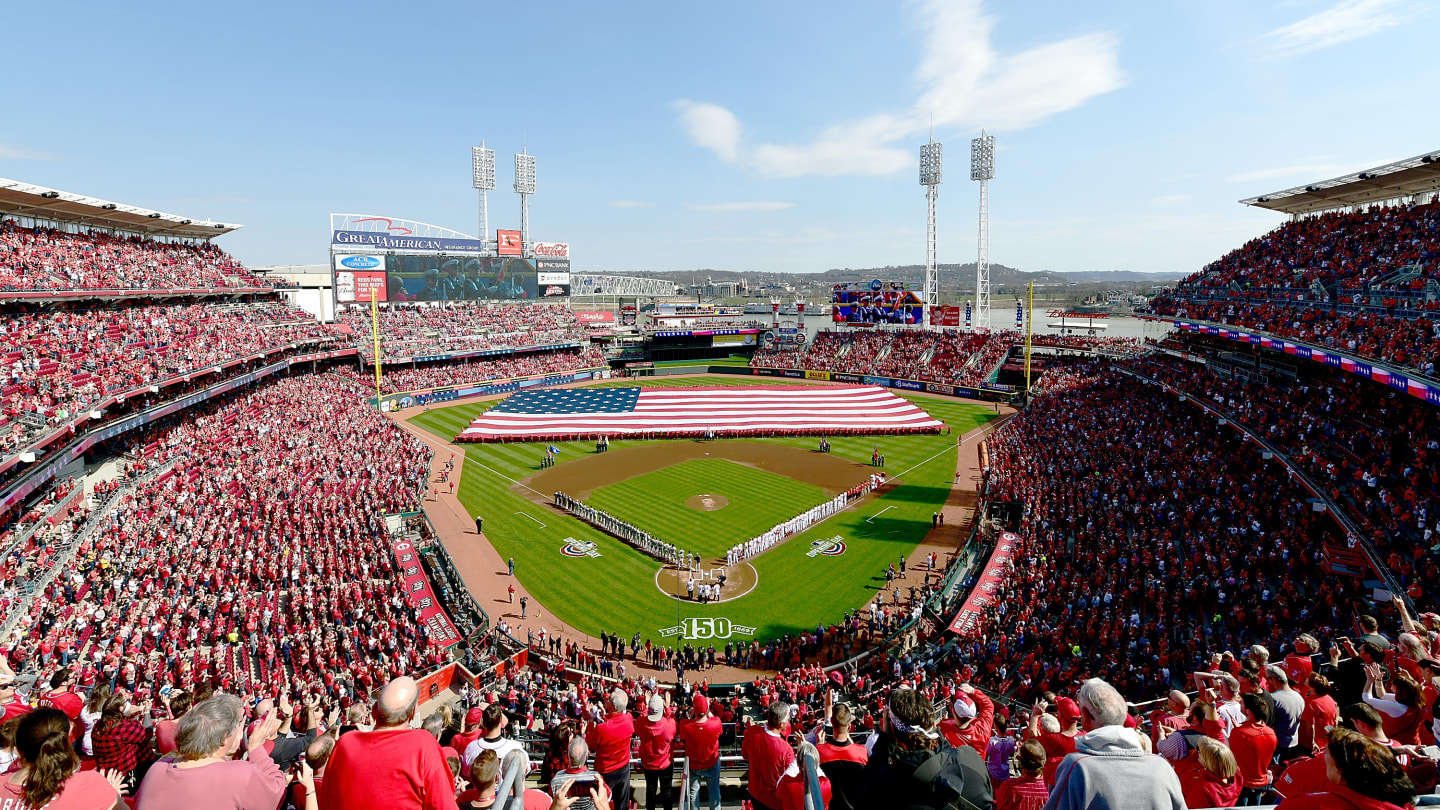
[514,149,536,252]
[472,144,496,249]
[971,131,995,332]
[919,137,943,330]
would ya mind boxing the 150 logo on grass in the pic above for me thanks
[806,535,847,557]
[560,538,602,558]
[659,618,756,640]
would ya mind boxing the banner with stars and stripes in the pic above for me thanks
[455,385,944,442]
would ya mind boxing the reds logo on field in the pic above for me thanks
[560,538,601,558]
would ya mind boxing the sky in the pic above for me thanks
[2,0,1437,276]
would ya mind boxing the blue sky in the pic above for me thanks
[2,0,1436,275]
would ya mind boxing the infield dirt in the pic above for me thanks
[514,440,870,502]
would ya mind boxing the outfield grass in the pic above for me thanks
[408,381,998,645]
[584,459,827,558]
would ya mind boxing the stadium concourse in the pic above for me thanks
[7,169,1440,810]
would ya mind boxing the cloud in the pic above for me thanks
[1227,157,1391,183]
[685,201,795,213]
[1150,194,1191,206]
[674,101,742,163]
[608,200,654,208]
[0,144,58,161]
[674,0,1123,178]
[1259,0,1411,58]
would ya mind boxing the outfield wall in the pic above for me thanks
[371,367,612,411]
[715,365,1016,402]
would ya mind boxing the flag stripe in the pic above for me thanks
[457,384,943,441]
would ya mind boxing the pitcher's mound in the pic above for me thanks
[685,494,729,511]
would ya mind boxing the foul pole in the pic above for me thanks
[1025,281,1034,396]
[370,287,383,409]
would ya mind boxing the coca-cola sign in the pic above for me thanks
[532,241,569,258]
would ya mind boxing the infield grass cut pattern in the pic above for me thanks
[408,380,999,644]
[584,458,827,558]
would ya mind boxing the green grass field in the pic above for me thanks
[409,378,997,645]
[585,459,827,558]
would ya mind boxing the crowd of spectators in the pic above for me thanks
[751,329,1017,386]
[1150,199,1440,376]
[340,303,589,360]
[1,301,340,459]
[969,366,1362,705]
[337,346,606,394]
[0,373,453,718]
[1124,345,1440,612]
[0,220,277,292]
[1176,200,1440,294]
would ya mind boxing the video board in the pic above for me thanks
[831,281,924,325]
[334,254,570,302]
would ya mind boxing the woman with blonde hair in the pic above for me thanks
[1175,736,1240,808]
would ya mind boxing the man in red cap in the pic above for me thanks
[679,694,723,810]
[451,706,486,761]
[1285,635,1318,697]
[937,683,993,756]
[1026,696,1083,788]
[637,691,677,810]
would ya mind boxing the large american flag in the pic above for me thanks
[456,385,943,441]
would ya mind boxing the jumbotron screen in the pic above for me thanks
[333,254,570,303]
[831,281,924,325]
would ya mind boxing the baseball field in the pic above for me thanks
[409,377,998,646]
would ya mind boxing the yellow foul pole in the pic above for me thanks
[370,287,383,409]
[1025,281,1034,396]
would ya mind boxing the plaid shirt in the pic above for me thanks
[93,719,151,773]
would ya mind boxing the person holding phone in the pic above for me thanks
[550,738,611,810]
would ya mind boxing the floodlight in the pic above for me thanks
[514,152,537,194]
[471,146,495,190]
[920,142,943,186]
[970,134,995,181]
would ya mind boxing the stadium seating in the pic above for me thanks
[1151,198,1440,375]
[0,219,278,292]
[340,302,590,360]
[340,345,606,394]
[751,329,1018,386]
[0,301,341,463]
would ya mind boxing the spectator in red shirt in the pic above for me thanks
[636,692,676,810]
[134,695,287,810]
[815,703,867,810]
[584,689,635,810]
[1149,691,1191,749]
[0,676,32,722]
[994,739,1047,810]
[1280,727,1417,810]
[678,694,722,810]
[1172,736,1240,809]
[318,676,459,810]
[1025,697,1081,788]
[1229,693,1278,805]
[153,692,194,756]
[0,707,123,810]
[936,683,993,757]
[37,668,83,742]
[742,702,798,810]
[1301,675,1341,754]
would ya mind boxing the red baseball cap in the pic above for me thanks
[1056,697,1082,723]
[692,694,709,715]
[466,707,485,725]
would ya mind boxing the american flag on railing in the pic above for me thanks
[457,385,942,441]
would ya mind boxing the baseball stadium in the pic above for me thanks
[4,4,1440,809]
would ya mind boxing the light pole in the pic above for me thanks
[971,131,995,332]
[514,150,536,253]
[472,144,495,249]
[919,139,943,330]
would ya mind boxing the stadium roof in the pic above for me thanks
[1241,150,1440,216]
[0,177,242,239]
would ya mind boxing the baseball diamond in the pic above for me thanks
[408,380,999,643]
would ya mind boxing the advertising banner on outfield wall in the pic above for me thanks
[893,379,925,391]
[948,531,1019,635]
[390,538,461,647]
[575,311,616,326]
[831,373,863,384]
[805,370,831,381]
[926,382,956,395]
[752,368,777,377]
[863,375,892,387]
[781,369,805,378]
